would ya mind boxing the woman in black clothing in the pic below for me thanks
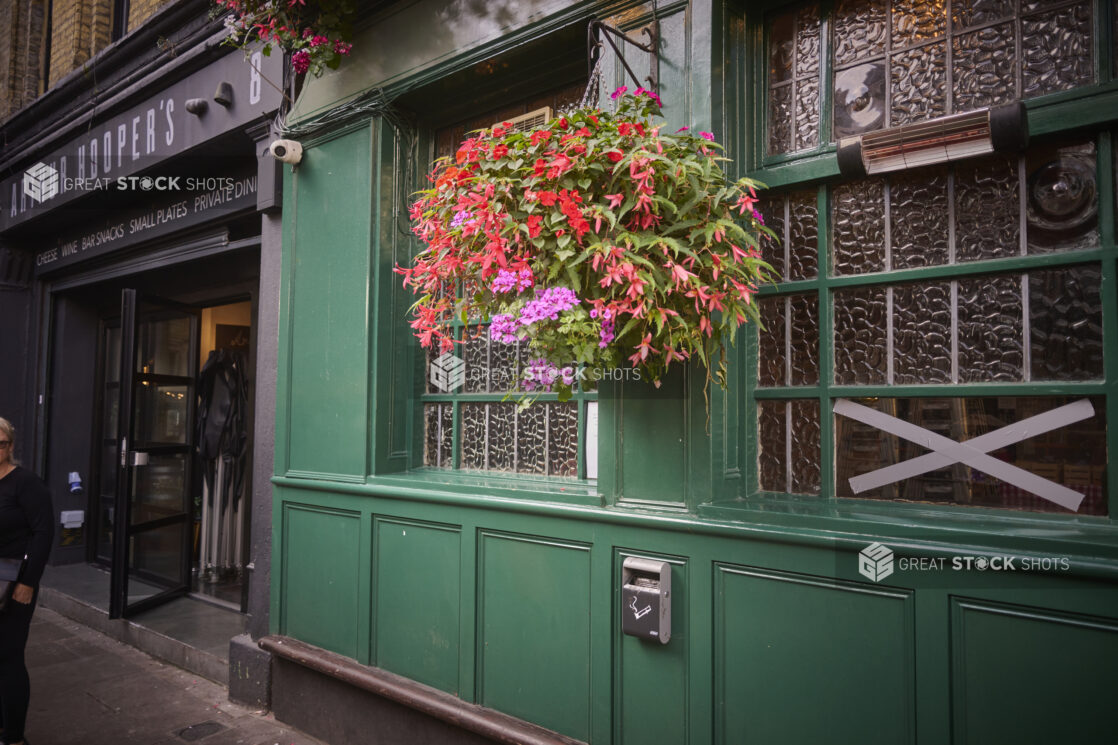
[0,417,53,745]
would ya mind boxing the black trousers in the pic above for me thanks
[0,589,37,743]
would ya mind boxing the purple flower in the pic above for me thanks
[518,287,580,326]
[450,210,473,229]
[752,209,765,225]
[489,314,520,344]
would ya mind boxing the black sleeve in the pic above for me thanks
[19,472,54,587]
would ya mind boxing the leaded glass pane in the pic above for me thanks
[790,294,820,386]
[463,331,487,393]
[461,403,486,469]
[834,63,886,138]
[757,198,786,279]
[424,403,453,468]
[891,0,946,48]
[832,179,886,275]
[1020,3,1094,98]
[788,191,818,279]
[952,22,1017,112]
[958,275,1023,381]
[955,155,1020,262]
[835,396,1107,516]
[889,42,946,126]
[487,403,517,472]
[757,297,786,387]
[769,11,794,83]
[1026,140,1099,253]
[893,282,951,384]
[767,5,821,155]
[833,0,887,65]
[834,286,888,384]
[890,167,949,269]
[790,400,821,494]
[1030,266,1104,381]
[758,401,787,491]
[952,0,1014,28]
[547,403,579,477]
[516,403,547,475]
[768,85,793,155]
[796,6,821,74]
[795,77,820,151]
[490,339,522,392]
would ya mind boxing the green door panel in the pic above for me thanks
[374,517,461,694]
[715,564,915,745]
[282,504,363,657]
[477,531,593,741]
[616,550,689,745]
[951,598,1118,744]
[284,126,372,479]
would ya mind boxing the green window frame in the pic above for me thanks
[742,0,1118,519]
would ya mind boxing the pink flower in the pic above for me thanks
[309,34,329,47]
[292,49,311,75]
[334,40,352,55]
[676,126,689,132]
[611,85,629,100]
[699,131,714,141]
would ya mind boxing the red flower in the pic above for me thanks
[527,215,543,238]
[557,117,569,129]
[492,144,509,159]
[606,150,623,162]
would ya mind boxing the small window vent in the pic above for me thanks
[494,107,553,133]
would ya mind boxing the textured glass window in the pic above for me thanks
[834,396,1108,515]
[767,5,822,154]
[768,0,1098,156]
[830,140,1099,276]
[754,136,1110,515]
[757,399,821,494]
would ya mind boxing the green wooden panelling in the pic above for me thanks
[373,517,461,694]
[369,119,414,474]
[282,504,363,657]
[477,531,593,741]
[284,126,373,479]
[614,367,689,506]
[951,598,1118,745]
[615,550,688,745]
[714,564,915,745]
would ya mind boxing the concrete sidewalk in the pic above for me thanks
[23,607,324,745]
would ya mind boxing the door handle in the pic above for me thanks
[130,451,150,467]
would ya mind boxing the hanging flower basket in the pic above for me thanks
[397,89,775,401]
[214,0,356,77]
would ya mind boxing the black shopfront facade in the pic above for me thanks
[0,31,284,674]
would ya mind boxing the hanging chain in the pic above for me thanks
[579,51,604,109]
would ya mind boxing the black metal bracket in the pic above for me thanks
[588,19,660,94]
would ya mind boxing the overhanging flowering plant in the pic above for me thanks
[397,88,774,401]
[214,0,355,77]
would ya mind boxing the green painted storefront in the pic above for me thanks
[266,1,1118,742]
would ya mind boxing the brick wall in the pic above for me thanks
[0,0,48,121]
[128,0,169,31]
[47,0,113,86]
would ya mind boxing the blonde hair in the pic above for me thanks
[0,417,18,466]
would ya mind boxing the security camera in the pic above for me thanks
[269,139,303,164]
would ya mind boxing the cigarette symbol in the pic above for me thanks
[629,595,652,619]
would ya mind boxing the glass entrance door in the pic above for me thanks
[109,289,199,618]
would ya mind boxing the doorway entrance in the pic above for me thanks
[93,292,253,618]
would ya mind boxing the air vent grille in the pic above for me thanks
[494,107,553,133]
